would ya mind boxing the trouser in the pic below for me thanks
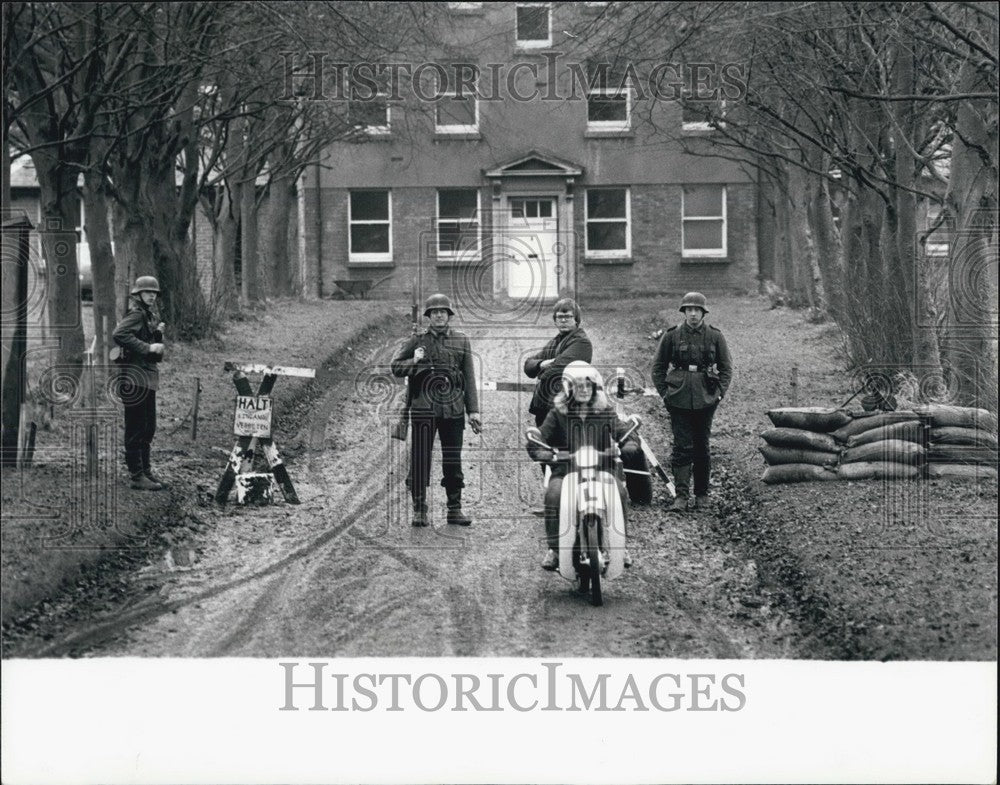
[123,386,156,476]
[667,404,717,497]
[408,413,466,499]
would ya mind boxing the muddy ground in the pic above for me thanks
[2,295,996,659]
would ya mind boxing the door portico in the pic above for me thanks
[484,151,584,302]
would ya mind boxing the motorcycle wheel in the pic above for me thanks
[586,517,603,607]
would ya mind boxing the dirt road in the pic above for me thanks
[7,296,995,659]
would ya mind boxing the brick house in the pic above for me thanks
[301,1,760,308]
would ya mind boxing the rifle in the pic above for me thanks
[391,280,419,440]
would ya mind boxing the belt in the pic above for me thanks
[676,364,705,372]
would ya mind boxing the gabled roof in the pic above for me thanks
[484,150,584,178]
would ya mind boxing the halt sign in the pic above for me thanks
[234,395,272,437]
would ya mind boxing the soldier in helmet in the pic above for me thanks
[651,292,733,513]
[112,276,167,490]
[391,293,482,527]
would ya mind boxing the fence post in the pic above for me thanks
[791,365,799,406]
[191,377,201,441]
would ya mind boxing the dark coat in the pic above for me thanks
[391,326,478,419]
[523,327,593,416]
[651,321,733,410]
[112,296,163,391]
[527,389,635,478]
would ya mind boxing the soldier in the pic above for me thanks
[112,276,167,490]
[391,293,482,527]
[651,292,733,513]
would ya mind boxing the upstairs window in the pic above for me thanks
[682,185,727,257]
[349,190,392,262]
[437,189,481,259]
[435,71,479,133]
[586,60,631,131]
[682,97,726,132]
[585,188,630,257]
[924,204,951,258]
[516,3,551,48]
[447,2,482,8]
[349,75,390,134]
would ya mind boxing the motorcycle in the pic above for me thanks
[526,414,641,606]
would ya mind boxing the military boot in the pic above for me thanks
[446,489,472,526]
[141,446,168,488]
[411,494,428,527]
[130,472,163,491]
[665,464,691,514]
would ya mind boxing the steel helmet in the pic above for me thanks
[131,275,161,294]
[679,291,709,313]
[423,292,455,316]
[561,360,604,398]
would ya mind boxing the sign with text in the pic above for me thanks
[234,395,273,437]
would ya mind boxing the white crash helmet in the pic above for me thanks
[561,360,604,398]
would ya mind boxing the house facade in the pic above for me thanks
[301,1,759,308]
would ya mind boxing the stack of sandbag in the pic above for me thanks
[832,410,925,481]
[761,407,925,483]
[916,404,999,480]
[760,408,849,484]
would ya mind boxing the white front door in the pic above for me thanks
[505,197,560,300]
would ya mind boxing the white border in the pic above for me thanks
[436,188,482,260]
[348,190,393,263]
[681,184,727,258]
[515,2,552,49]
[585,187,631,259]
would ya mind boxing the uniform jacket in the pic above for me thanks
[527,389,636,478]
[112,296,163,391]
[391,326,479,419]
[651,321,732,410]
[523,327,593,416]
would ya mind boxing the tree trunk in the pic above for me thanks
[34,154,85,379]
[944,46,999,413]
[211,186,239,315]
[263,176,295,296]
[788,163,823,312]
[83,169,116,363]
[756,167,777,291]
[240,174,260,303]
[805,147,843,321]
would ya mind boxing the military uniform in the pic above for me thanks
[391,319,478,522]
[651,305,732,505]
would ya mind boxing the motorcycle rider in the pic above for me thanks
[526,361,639,571]
[651,292,733,513]
[391,293,482,527]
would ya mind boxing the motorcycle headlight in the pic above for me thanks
[575,445,599,468]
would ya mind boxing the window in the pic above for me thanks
[435,72,479,133]
[437,189,481,259]
[682,98,726,132]
[924,204,950,257]
[349,83,390,134]
[447,2,482,9]
[682,185,726,257]
[510,198,554,220]
[349,190,392,262]
[585,188,630,258]
[516,3,551,48]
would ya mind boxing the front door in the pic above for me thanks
[505,197,559,300]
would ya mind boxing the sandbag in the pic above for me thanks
[846,420,924,448]
[831,411,920,443]
[929,426,999,450]
[914,404,998,432]
[837,462,920,480]
[926,463,998,480]
[766,407,852,432]
[760,427,839,454]
[841,439,925,465]
[927,445,999,465]
[762,463,838,484]
[758,444,840,467]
